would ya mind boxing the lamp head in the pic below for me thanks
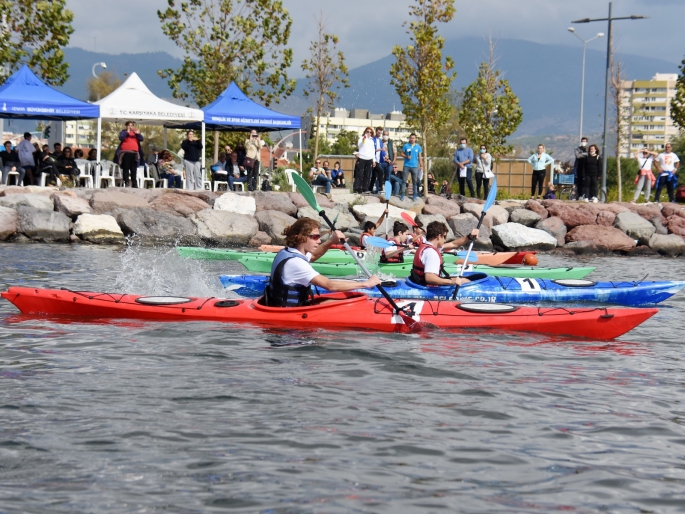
[598,33,605,37]
[567,27,575,33]
[100,62,107,69]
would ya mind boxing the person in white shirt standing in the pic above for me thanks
[15,132,35,185]
[653,143,680,203]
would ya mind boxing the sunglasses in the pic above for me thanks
[308,233,321,241]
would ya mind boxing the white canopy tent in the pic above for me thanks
[94,73,204,164]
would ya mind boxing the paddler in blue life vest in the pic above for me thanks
[409,221,478,286]
[265,218,381,307]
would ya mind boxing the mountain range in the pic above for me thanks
[28,38,685,138]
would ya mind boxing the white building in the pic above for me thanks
[304,108,412,146]
[620,73,679,157]
[64,119,96,148]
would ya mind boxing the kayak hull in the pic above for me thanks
[1,286,657,340]
[239,255,595,279]
[220,274,685,307]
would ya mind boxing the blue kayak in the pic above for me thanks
[219,273,685,307]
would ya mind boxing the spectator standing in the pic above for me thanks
[16,132,35,185]
[0,141,25,185]
[382,129,396,183]
[401,133,423,201]
[369,126,384,193]
[473,144,493,199]
[56,147,77,179]
[631,148,657,204]
[453,138,475,197]
[582,144,602,202]
[353,127,375,194]
[116,121,144,188]
[527,144,554,200]
[309,158,334,194]
[573,137,588,200]
[181,129,203,190]
[653,143,680,203]
[227,151,247,191]
[244,130,262,191]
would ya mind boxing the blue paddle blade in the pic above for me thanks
[484,176,498,211]
[384,180,392,201]
[365,236,394,249]
[456,251,478,262]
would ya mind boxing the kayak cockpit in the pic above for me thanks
[251,291,369,312]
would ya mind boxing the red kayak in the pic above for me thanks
[1,287,656,340]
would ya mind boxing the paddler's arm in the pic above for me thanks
[442,228,479,251]
[311,274,381,292]
[425,273,471,286]
[310,230,345,262]
[375,208,389,228]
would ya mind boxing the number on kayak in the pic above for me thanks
[514,278,541,292]
[390,300,424,325]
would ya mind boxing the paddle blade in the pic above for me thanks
[456,251,478,262]
[384,180,392,201]
[365,236,394,249]
[401,211,418,227]
[292,172,322,212]
[484,176,498,211]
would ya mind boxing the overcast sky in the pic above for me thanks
[66,0,683,74]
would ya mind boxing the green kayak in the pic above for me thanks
[239,254,595,279]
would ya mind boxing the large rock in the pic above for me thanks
[73,214,125,244]
[626,203,666,225]
[289,192,336,209]
[447,213,491,249]
[613,211,656,245]
[192,209,259,246]
[16,206,70,242]
[0,193,53,211]
[461,202,509,228]
[253,192,298,216]
[666,215,685,237]
[565,225,636,252]
[595,210,616,227]
[523,200,548,219]
[248,230,272,247]
[648,233,685,256]
[213,192,256,216]
[149,194,210,217]
[169,189,218,206]
[388,196,425,214]
[297,206,359,231]
[651,216,669,235]
[53,193,93,219]
[535,216,567,247]
[0,205,18,240]
[116,208,198,245]
[602,202,631,215]
[120,188,166,202]
[546,203,597,228]
[423,196,460,218]
[416,214,455,241]
[352,202,415,223]
[255,210,297,245]
[510,208,541,227]
[90,190,149,214]
[498,200,527,215]
[662,204,685,219]
[491,223,557,250]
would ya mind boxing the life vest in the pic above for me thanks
[380,238,404,263]
[360,231,373,249]
[409,243,448,285]
[264,248,314,307]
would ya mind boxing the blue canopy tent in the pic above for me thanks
[0,65,99,120]
[166,82,302,170]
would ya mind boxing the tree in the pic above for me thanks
[390,0,456,197]
[0,0,74,85]
[610,53,629,202]
[301,13,349,162]
[158,0,295,108]
[458,39,522,162]
[87,71,121,102]
[672,57,685,131]
[330,128,358,156]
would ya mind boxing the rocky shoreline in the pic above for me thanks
[0,185,684,257]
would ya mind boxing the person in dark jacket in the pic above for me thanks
[0,141,25,185]
[582,144,602,202]
[116,121,144,187]
[56,147,78,178]
[38,144,60,185]
[181,130,203,190]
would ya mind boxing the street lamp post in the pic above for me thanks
[567,28,604,143]
[572,2,647,202]
[91,62,107,78]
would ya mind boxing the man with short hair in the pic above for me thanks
[227,151,248,191]
[653,143,680,203]
[0,141,25,185]
[401,133,423,201]
[211,151,228,186]
[382,129,396,182]
[181,130,203,190]
[38,144,59,185]
[53,142,62,158]
[573,136,589,200]
[453,137,474,197]
[16,132,34,185]
[369,126,384,193]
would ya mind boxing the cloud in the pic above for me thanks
[66,0,682,76]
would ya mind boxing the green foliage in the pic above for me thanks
[427,89,463,158]
[390,0,456,196]
[86,71,121,102]
[330,128,358,156]
[670,132,685,158]
[158,0,296,108]
[459,58,523,158]
[0,0,74,85]
[301,14,349,159]
[303,136,331,168]
[672,57,685,131]
[270,167,291,192]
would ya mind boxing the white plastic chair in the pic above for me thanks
[75,161,93,188]
[311,185,323,194]
[138,165,155,189]
[111,164,124,187]
[97,163,115,188]
[5,170,20,186]
[213,180,229,192]
[284,169,300,192]
[39,171,61,187]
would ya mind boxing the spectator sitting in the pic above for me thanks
[211,151,229,185]
[427,172,436,194]
[74,148,84,159]
[330,161,346,187]
[389,164,403,196]
[309,158,334,194]
[53,142,62,158]
[0,141,26,185]
[227,151,247,191]
[440,179,449,196]
[157,150,182,188]
[260,172,272,191]
[39,144,60,185]
[544,183,556,200]
[86,148,97,161]
[56,147,78,180]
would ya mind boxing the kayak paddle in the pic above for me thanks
[291,172,424,331]
[365,236,477,262]
[401,211,417,227]
[384,180,392,235]
[452,176,497,300]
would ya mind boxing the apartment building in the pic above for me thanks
[303,108,412,146]
[620,73,679,157]
[63,119,97,148]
